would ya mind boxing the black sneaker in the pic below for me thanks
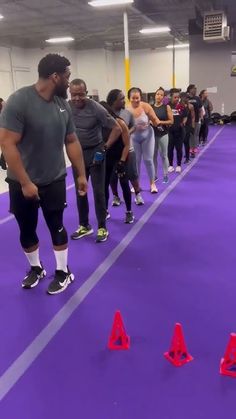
[125,211,135,224]
[47,269,74,295]
[22,265,46,289]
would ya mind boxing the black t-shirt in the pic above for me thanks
[188,96,202,122]
[152,104,168,137]
[169,103,188,131]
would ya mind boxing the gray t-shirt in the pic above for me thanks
[0,85,75,185]
[116,108,135,151]
[117,108,135,130]
[69,99,116,149]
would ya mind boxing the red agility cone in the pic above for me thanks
[164,323,193,367]
[108,311,130,350]
[220,333,236,377]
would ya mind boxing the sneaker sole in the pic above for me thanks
[71,229,94,240]
[135,200,144,205]
[47,273,75,295]
[22,270,47,289]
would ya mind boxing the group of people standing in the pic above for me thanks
[0,53,213,295]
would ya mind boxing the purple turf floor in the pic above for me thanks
[0,125,236,418]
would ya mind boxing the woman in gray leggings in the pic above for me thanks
[152,87,173,183]
[127,87,161,194]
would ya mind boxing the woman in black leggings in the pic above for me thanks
[100,101,134,224]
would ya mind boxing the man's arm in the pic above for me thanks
[190,104,195,129]
[0,128,39,199]
[65,132,87,195]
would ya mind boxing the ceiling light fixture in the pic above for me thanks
[88,0,134,7]
[139,26,170,34]
[45,37,75,44]
[166,43,189,49]
[0,14,4,19]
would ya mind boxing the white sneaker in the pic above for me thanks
[130,187,135,193]
[151,184,158,194]
[168,166,175,173]
[175,166,182,173]
[135,192,144,205]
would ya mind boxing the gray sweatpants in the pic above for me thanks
[154,133,169,177]
[132,127,155,182]
[190,122,201,148]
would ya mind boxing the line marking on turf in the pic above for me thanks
[0,127,224,401]
[0,183,75,225]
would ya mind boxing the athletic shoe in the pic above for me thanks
[71,225,93,240]
[106,211,111,220]
[22,265,46,289]
[184,158,190,164]
[135,193,144,205]
[168,166,175,173]
[130,187,135,193]
[96,228,109,243]
[163,175,169,184]
[112,196,121,207]
[151,184,158,194]
[175,166,182,173]
[125,211,135,224]
[47,269,74,295]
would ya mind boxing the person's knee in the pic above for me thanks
[45,211,68,246]
[51,226,68,246]
[20,232,38,249]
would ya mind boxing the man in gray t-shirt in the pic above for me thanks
[0,54,87,295]
[69,78,121,243]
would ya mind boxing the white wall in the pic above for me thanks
[0,45,189,101]
[112,48,189,94]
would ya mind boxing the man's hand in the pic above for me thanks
[21,181,39,200]
[77,175,88,196]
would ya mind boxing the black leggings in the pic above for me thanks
[199,118,209,143]
[183,126,192,160]
[105,159,131,212]
[168,129,183,166]
[15,207,67,249]
[9,180,67,249]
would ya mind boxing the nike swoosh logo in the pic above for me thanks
[58,227,64,233]
[60,109,66,112]
[59,278,68,287]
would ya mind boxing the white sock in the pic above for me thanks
[54,249,68,273]
[24,249,41,268]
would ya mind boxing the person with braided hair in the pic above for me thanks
[100,101,134,224]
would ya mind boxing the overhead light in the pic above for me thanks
[88,0,133,7]
[45,37,75,44]
[166,43,189,49]
[0,14,4,19]
[140,26,170,35]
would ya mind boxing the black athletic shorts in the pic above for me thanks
[8,178,67,215]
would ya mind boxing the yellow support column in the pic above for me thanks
[123,11,131,95]
[172,37,176,88]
